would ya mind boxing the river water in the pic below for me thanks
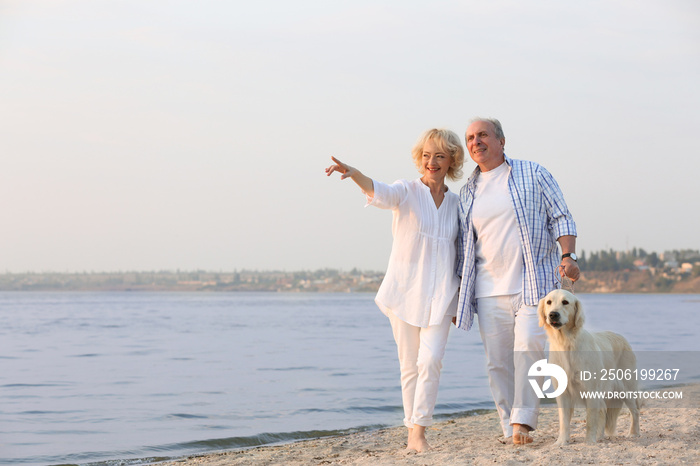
[1,292,698,465]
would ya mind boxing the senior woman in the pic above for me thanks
[325,128,464,452]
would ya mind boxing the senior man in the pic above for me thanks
[455,118,580,444]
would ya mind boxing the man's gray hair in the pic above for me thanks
[470,117,505,140]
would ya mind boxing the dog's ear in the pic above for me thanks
[537,297,547,328]
[572,297,585,330]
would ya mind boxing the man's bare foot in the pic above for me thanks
[512,423,534,445]
[407,425,431,452]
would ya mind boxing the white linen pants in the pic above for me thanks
[476,293,546,437]
[388,311,452,428]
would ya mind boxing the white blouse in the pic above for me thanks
[366,178,460,328]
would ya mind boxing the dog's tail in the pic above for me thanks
[605,405,621,436]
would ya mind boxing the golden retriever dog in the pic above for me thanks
[538,289,640,445]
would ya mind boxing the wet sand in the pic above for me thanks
[158,385,699,465]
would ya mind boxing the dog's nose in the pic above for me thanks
[549,311,560,321]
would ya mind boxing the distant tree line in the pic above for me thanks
[579,248,700,273]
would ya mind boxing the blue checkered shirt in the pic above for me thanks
[455,155,577,330]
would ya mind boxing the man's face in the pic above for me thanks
[465,121,505,172]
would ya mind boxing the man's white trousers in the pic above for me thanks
[477,293,546,437]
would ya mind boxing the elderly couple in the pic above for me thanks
[326,118,580,451]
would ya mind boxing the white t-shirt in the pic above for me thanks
[471,162,524,298]
[366,178,459,328]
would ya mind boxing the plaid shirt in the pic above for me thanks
[455,155,577,330]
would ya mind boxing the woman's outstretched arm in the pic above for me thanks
[325,156,374,197]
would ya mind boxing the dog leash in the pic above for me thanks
[555,265,576,293]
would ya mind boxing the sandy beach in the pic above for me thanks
[159,385,699,465]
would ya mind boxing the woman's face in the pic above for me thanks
[420,138,451,182]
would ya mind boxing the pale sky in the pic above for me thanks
[1,0,698,272]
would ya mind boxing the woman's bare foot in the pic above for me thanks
[512,423,534,445]
[407,425,431,452]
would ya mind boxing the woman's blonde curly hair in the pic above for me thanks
[411,128,465,181]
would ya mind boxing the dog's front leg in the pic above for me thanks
[554,395,573,446]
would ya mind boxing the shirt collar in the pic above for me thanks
[467,154,512,186]
[416,177,451,193]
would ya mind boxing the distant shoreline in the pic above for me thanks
[1,269,699,293]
